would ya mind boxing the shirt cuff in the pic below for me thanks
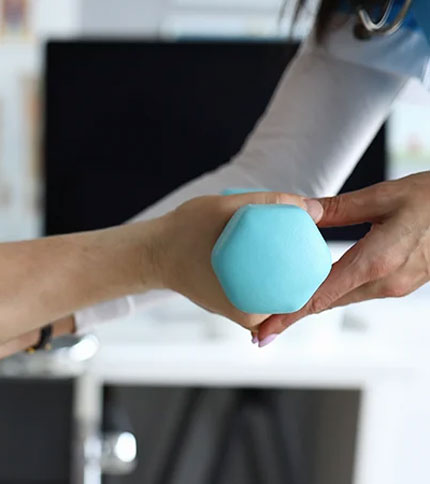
[74,296,135,335]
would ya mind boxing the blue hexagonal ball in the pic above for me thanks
[211,204,332,314]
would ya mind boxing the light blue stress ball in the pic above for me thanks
[221,188,270,196]
[211,203,332,314]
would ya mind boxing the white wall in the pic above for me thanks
[0,0,312,241]
[0,0,82,240]
[81,0,171,36]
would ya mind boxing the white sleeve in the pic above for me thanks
[75,40,407,333]
[131,40,407,219]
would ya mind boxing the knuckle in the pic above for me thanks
[380,284,395,298]
[270,193,285,205]
[367,253,395,280]
[323,195,345,220]
[309,295,330,315]
[279,315,296,329]
[367,247,406,280]
[383,277,412,299]
[270,192,294,206]
[374,181,393,199]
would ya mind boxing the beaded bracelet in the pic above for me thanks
[25,324,53,354]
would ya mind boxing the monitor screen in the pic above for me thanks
[44,40,385,240]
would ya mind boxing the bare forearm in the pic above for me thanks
[0,221,159,344]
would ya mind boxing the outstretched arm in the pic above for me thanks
[0,191,317,356]
[75,39,407,333]
[0,222,158,346]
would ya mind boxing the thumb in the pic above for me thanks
[226,191,324,224]
[317,181,395,228]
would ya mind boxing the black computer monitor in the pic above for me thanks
[44,40,385,240]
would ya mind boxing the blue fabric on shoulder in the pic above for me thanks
[413,0,430,44]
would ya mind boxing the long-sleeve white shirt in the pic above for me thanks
[76,12,430,332]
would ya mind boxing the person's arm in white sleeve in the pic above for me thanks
[131,39,407,217]
[75,39,407,333]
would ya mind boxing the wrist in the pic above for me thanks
[75,221,163,300]
[53,315,76,337]
[0,330,40,359]
[115,219,165,293]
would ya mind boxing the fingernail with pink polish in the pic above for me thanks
[252,335,259,344]
[258,334,277,348]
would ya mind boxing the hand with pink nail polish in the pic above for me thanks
[258,173,430,344]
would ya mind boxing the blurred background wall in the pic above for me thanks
[0,0,314,242]
[0,0,429,244]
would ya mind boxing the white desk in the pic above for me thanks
[78,243,430,484]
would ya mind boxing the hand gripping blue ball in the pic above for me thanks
[211,203,332,314]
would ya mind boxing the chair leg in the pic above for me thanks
[233,390,301,484]
[206,393,244,484]
[240,405,271,484]
[154,388,205,484]
[207,390,264,484]
[265,392,298,484]
[154,388,303,484]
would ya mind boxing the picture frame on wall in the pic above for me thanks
[0,100,12,209]
[0,0,30,40]
[388,102,430,180]
[22,75,42,215]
